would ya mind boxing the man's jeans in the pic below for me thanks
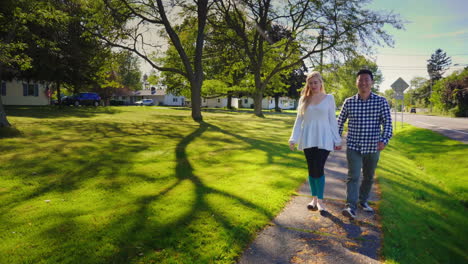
[346,148,380,210]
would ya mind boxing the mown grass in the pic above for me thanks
[0,106,306,264]
[377,124,468,264]
[2,106,466,264]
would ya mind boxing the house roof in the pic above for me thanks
[134,89,166,96]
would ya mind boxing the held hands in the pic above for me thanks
[289,143,296,151]
[334,145,342,151]
[377,142,386,151]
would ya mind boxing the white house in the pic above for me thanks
[112,86,185,106]
[201,97,239,108]
[1,79,50,105]
[237,96,296,110]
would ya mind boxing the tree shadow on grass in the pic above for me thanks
[103,120,288,263]
[0,116,306,263]
[0,126,22,138]
[5,105,121,119]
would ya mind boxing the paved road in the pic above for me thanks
[393,113,468,143]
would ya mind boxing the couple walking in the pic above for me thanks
[289,69,393,219]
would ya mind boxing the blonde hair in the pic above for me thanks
[298,71,326,115]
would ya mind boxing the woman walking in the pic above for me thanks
[289,71,342,213]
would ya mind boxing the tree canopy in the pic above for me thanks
[322,55,383,106]
[427,49,452,82]
[211,0,403,116]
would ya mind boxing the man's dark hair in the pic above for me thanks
[356,69,374,80]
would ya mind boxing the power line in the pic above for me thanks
[376,53,468,56]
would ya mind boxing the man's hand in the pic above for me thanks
[289,143,295,151]
[334,145,342,151]
[377,142,386,151]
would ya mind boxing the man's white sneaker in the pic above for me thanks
[360,202,374,212]
[342,207,356,219]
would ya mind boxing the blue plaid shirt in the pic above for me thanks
[337,93,393,153]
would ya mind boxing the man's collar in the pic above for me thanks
[354,92,375,101]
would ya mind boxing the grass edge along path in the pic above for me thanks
[377,124,468,264]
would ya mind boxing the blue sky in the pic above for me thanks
[366,0,468,91]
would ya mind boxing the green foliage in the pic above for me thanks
[0,0,67,76]
[403,76,430,108]
[146,70,159,86]
[1,0,114,92]
[431,68,468,116]
[201,79,229,97]
[95,50,142,91]
[383,89,395,108]
[427,49,452,81]
[322,55,383,106]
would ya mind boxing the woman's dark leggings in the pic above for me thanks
[304,147,330,199]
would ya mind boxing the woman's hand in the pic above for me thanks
[334,145,342,151]
[289,143,296,151]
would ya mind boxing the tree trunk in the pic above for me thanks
[253,91,264,117]
[191,78,203,122]
[274,94,281,112]
[227,92,232,109]
[56,81,62,105]
[0,95,11,127]
[253,73,266,117]
[0,67,12,127]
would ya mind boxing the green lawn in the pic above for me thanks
[0,106,306,264]
[1,106,466,264]
[377,124,468,264]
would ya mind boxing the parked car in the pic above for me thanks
[62,93,101,106]
[135,99,154,106]
[410,107,416,113]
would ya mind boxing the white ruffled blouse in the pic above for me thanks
[289,94,341,151]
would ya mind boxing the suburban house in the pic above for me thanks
[198,96,296,109]
[201,97,239,108]
[237,96,296,110]
[1,79,50,105]
[111,86,185,106]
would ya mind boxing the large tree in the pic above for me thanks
[404,76,429,108]
[93,50,143,104]
[431,68,468,116]
[212,0,403,117]
[322,55,383,106]
[0,0,67,127]
[427,49,452,82]
[87,0,214,121]
[21,0,110,103]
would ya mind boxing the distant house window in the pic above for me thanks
[1,82,6,96]
[23,83,38,96]
[270,99,273,104]
[203,98,206,103]
[244,99,248,104]
[217,99,221,103]
[173,98,178,102]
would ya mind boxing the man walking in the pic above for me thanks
[337,69,393,219]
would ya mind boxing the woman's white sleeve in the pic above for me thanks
[289,112,303,144]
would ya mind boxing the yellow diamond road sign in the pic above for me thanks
[391,77,409,93]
